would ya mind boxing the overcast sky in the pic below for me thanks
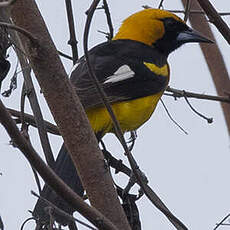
[1,1,230,230]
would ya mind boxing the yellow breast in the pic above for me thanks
[86,92,164,136]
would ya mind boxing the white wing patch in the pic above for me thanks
[104,65,135,84]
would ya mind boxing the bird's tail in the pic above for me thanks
[32,144,84,226]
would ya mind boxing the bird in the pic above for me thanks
[33,8,213,226]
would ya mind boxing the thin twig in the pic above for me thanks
[165,86,230,103]
[183,91,213,123]
[160,99,188,135]
[0,22,38,45]
[1,11,54,170]
[214,213,230,230]
[184,0,191,22]
[196,0,230,44]
[0,216,3,230]
[181,0,230,134]
[20,217,35,230]
[83,2,188,229]
[32,168,42,194]
[142,6,230,17]
[65,0,79,64]
[31,191,97,230]
[158,0,165,9]
[20,82,42,192]
[104,148,172,226]
[102,0,114,40]
[20,82,27,130]
[0,98,118,230]
[2,58,18,97]
[8,20,55,167]
[84,0,127,147]
[58,50,73,61]
[168,10,230,16]
[7,108,59,135]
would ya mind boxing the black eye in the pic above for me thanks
[164,18,178,30]
[162,18,188,32]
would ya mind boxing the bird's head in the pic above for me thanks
[113,8,213,55]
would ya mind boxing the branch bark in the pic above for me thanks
[0,8,55,168]
[65,0,79,63]
[10,1,130,229]
[166,86,230,103]
[0,99,117,230]
[196,0,230,44]
[181,0,230,135]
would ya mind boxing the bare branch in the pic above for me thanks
[20,217,35,230]
[20,81,42,192]
[183,92,213,123]
[1,9,56,167]
[0,98,118,230]
[58,50,73,61]
[65,0,78,63]
[184,0,191,22]
[214,213,230,230]
[102,0,114,40]
[143,5,230,17]
[31,191,97,230]
[166,86,230,104]
[181,0,230,135]
[0,216,3,230]
[84,2,188,229]
[20,82,27,131]
[160,99,188,135]
[8,107,59,135]
[7,84,230,138]
[83,1,131,229]
[11,1,128,229]
[158,0,165,9]
[196,0,230,44]
[0,22,38,45]
[168,10,230,16]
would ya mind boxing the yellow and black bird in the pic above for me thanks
[33,8,212,225]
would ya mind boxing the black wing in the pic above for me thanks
[70,40,168,110]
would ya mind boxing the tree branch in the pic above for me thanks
[0,98,118,230]
[143,5,230,16]
[0,22,38,45]
[165,86,230,103]
[102,0,114,40]
[84,1,188,229]
[214,213,230,230]
[31,191,97,230]
[168,10,230,16]
[10,0,128,229]
[0,216,3,230]
[8,107,59,135]
[196,0,230,44]
[0,10,55,167]
[58,50,73,61]
[181,0,230,135]
[65,0,78,64]
[183,0,191,22]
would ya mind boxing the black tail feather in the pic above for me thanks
[33,144,84,226]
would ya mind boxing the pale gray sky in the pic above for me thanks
[1,1,230,229]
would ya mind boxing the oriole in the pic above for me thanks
[33,8,212,225]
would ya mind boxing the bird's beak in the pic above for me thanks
[177,28,214,44]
